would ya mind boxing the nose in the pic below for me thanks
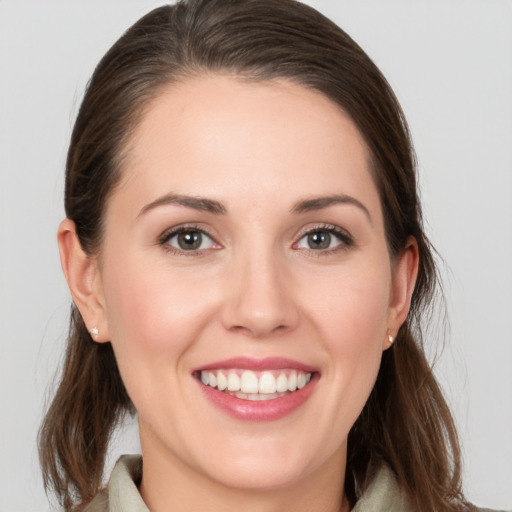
[221,249,300,338]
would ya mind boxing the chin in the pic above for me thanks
[187,429,342,493]
[201,453,313,492]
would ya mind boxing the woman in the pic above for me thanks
[37,1,503,511]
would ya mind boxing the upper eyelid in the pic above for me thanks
[294,224,354,251]
[157,222,352,248]
[158,225,221,256]
[158,223,219,243]
[296,223,352,239]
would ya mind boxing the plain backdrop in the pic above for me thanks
[0,1,511,511]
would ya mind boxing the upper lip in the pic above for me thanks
[193,356,317,373]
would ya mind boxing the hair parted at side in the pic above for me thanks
[39,1,473,511]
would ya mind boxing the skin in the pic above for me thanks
[59,75,418,512]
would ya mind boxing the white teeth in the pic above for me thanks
[258,372,277,394]
[233,391,289,401]
[240,370,259,394]
[288,371,297,391]
[276,373,288,392]
[217,371,227,391]
[227,391,285,401]
[200,369,313,396]
[227,372,241,391]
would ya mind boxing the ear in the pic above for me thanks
[384,236,419,350]
[57,219,110,343]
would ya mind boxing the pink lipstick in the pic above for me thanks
[193,357,319,421]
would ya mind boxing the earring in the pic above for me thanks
[388,334,394,344]
[89,327,99,338]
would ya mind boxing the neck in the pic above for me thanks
[139,437,350,512]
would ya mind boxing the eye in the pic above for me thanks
[160,227,218,253]
[296,226,353,252]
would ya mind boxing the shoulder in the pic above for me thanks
[353,465,510,512]
[82,490,108,512]
[82,455,147,512]
[352,465,411,512]
[474,509,511,512]
[81,458,510,512]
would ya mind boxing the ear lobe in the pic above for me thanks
[384,236,419,350]
[57,219,110,343]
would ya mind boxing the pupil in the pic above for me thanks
[178,231,201,250]
[308,231,330,249]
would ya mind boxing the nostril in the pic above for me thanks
[227,322,291,338]
[227,324,253,335]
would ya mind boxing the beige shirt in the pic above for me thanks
[83,455,502,512]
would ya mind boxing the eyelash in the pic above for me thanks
[158,224,219,256]
[157,223,354,256]
[295,223,354,256]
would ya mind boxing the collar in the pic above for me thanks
[91,455,408,512]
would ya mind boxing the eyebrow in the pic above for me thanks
[138,192,371,222]
[291,194,372,222]
[138,193,227,217]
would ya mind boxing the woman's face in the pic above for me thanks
[84,76,416,493]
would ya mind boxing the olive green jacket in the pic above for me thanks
[83,455,506,512]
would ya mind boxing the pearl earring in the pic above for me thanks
[89,327,99,337]
[388,334,394,344]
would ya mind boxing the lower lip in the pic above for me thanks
[196,375,318,421]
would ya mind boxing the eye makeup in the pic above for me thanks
[158,223,221,256]
[156,220,355,258]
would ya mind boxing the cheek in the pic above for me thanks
[101,254,219,363]
[99,255,225,427]
[303,260,391,345]
[323,289,386,389]
[301,259,390,401]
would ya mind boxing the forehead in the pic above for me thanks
[115,75,380,219]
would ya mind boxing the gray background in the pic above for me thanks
[1,1,511,510]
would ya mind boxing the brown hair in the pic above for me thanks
[39,1,472,510]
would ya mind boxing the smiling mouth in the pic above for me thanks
[195,369,313,401]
